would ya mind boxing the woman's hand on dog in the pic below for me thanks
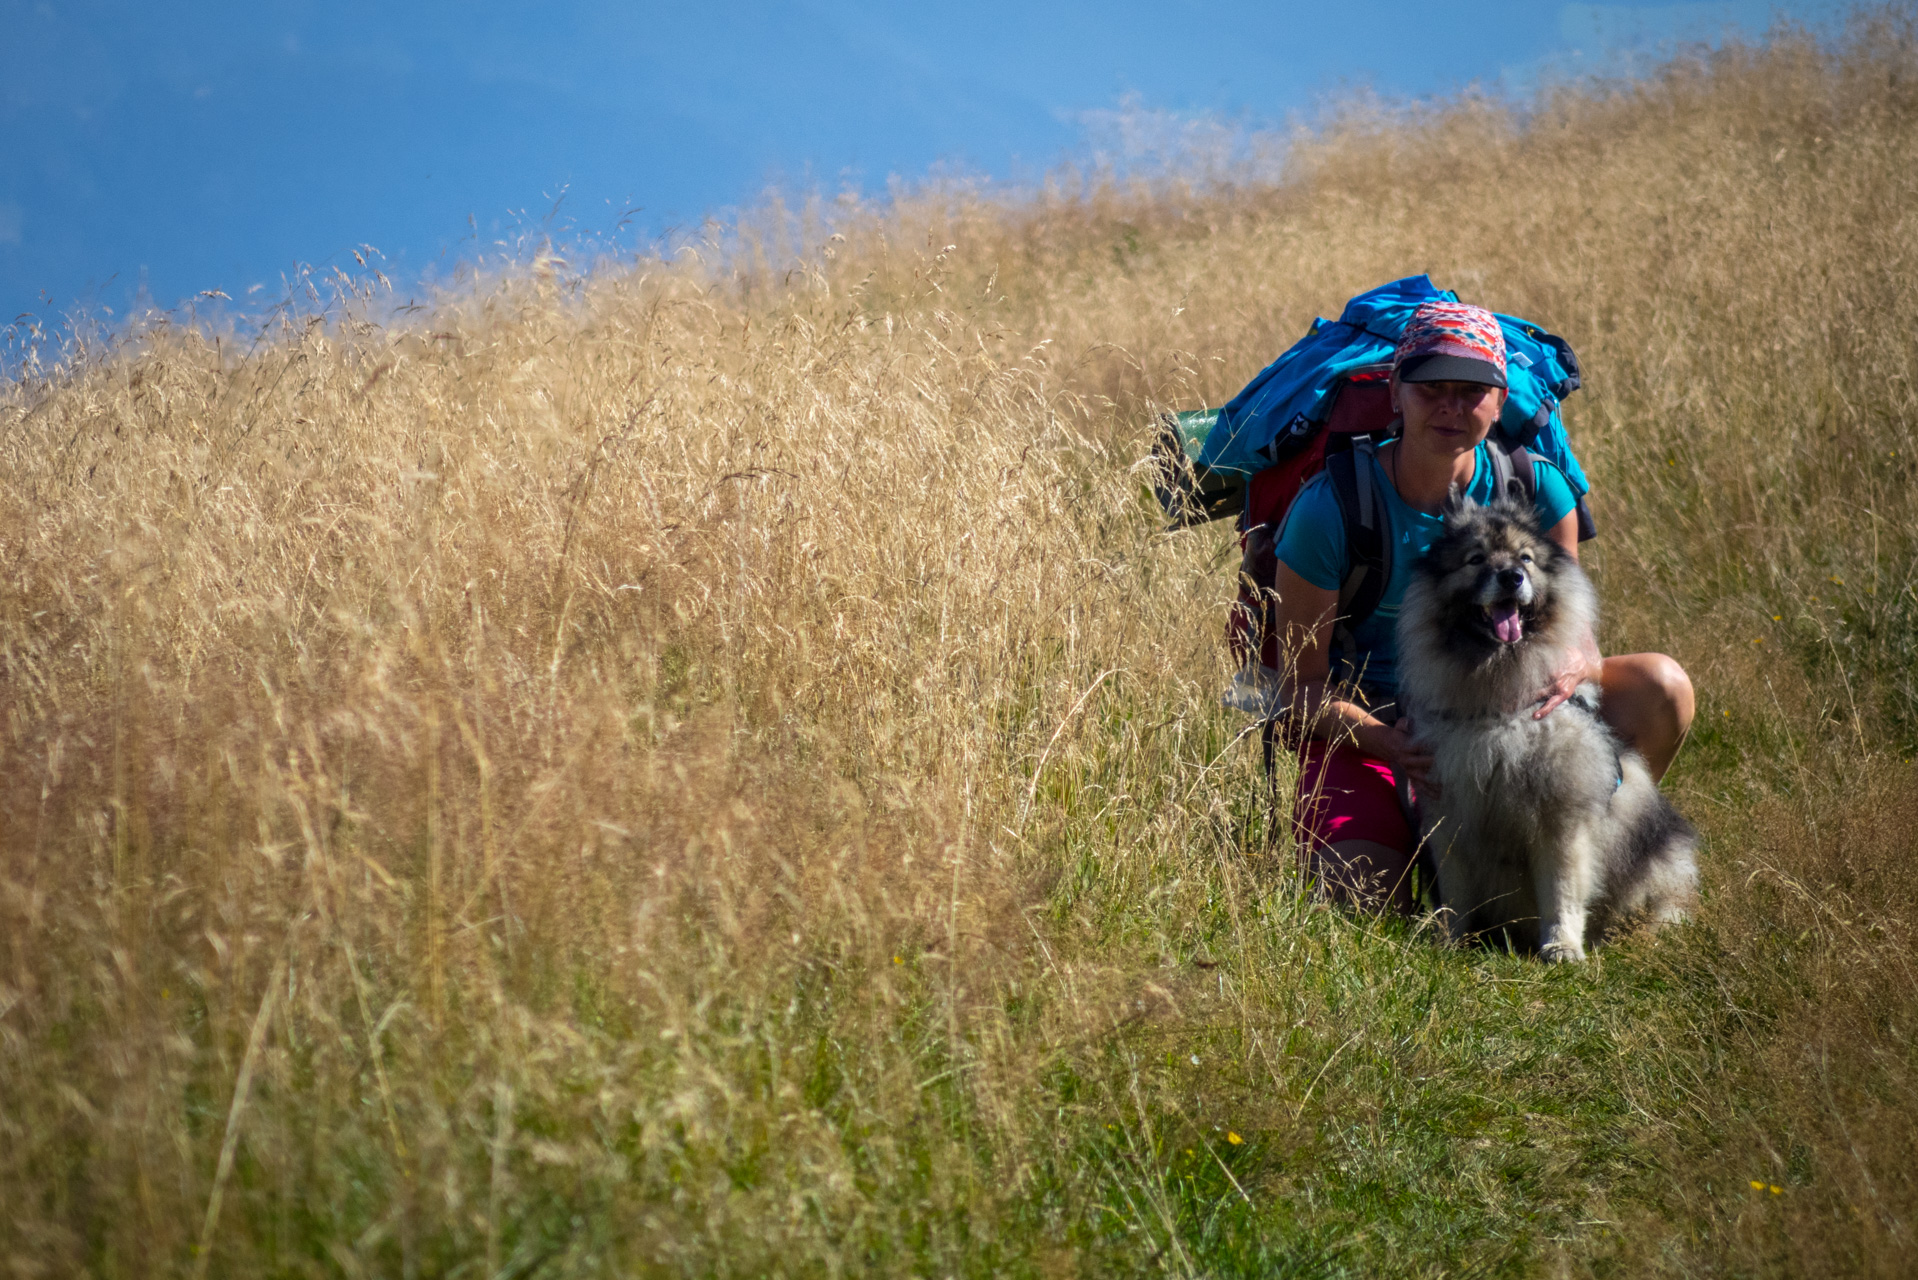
[1360,719,1439,796]
[1531,635,1606,720]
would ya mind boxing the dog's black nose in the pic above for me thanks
[1497,568,1526,591]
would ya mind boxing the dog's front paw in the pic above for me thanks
[1539,940,1587,964]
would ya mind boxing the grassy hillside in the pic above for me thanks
[5,16,1918,1277]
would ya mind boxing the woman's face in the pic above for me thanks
[1392,377,1506,453]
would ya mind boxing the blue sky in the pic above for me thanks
[1,1,1842,326]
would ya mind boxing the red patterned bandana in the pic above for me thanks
[1393,301,1507,386]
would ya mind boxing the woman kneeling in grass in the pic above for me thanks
[1273,301,1694,913]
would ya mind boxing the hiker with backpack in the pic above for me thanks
[1153,277,1696,914]
[1269,300,1695,914]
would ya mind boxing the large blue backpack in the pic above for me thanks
[1150,275,1594,676]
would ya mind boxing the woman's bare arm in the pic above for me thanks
[1273,561,1427,775]
[1545,510,1578,561]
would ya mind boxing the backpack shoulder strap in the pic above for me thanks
[1325,436,1393,651]
[1492,438,1596,538]
[1484,438,1538,507]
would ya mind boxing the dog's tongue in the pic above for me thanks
[1492,605,1524,643]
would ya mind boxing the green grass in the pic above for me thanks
[974,689,1736,1277]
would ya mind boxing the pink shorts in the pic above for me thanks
[1293,738,1419,914]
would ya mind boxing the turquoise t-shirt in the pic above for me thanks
[1273,444,1577,697]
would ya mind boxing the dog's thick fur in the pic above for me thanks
[1396,499,1698,961]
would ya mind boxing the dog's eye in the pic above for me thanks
[1466,553,1486,566]
[1519,552,1534,564]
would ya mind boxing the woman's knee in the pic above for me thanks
[1602,652,1694,778]
[1640,653,1695,731]
[1605,653,1694,729]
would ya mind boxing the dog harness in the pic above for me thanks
[1565,688,1627,793]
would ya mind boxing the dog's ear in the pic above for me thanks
[1443,486,1477,521]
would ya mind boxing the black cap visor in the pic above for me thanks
[1396,352,1507,389]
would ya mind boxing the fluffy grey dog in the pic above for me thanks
[1395,499,1697,961]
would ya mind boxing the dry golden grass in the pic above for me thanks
[5,13,1918,1277]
